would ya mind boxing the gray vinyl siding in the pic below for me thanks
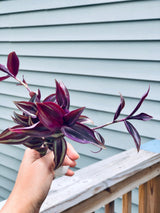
[0,0,160,212]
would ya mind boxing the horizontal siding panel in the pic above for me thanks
[0,197,4,202]
[0,20,160,41]
[0,176,14,192]
[0,106,17,121]
[0,94,25,109]
[0,165,17,182]
[0,1,160,28]
[0,41,160,61]
[0,145,24,200]
[1,72,159,102]
[1,56,160,82]
[15,57,160,82]
[0,144,24,161]
[76,154,99,169]
[0,118,14,131]
[0,152,21,172]
[0,187,10,201]
[0,0,135,14]
[69,141,123,160]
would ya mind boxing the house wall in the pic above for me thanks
[0,0,160,212]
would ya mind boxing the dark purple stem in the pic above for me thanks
[93,118,126,130]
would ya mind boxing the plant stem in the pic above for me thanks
[14,76,31,93]
[93,118,126,130]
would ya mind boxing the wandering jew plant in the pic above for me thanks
[0,52,152,169]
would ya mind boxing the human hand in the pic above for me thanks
[0,143,79,213]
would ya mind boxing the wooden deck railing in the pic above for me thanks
[0,140,160,213]
[40,140,160,213]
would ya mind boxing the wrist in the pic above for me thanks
[1,190,39,213]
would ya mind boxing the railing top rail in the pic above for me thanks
[39,141,160,213]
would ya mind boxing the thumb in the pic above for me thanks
[41,150,55,172]
[22,148,41,165]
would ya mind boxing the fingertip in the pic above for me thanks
[70,160,77,168]
[67,143,80,160]
[63,156,77,167]
[65,169,74,176]
[74,153,80,160]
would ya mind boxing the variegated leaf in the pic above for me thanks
[52,137,67,170]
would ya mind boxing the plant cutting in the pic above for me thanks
[0,52,152,170]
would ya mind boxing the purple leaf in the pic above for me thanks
[56,80,70,111]
[34,147,48,157]
[12,112,29,126]
[128,113,153,121]
[127,87,150,118]
[77,115,94,124]
[52,137,67,169]
[43,93,56,103]
[10,122,53,137]
[56,80,66,108]
[61,123,105,148]
[124,120,141,151]
[22,76,27,84]
[23,137,44,149]
[113,94,125,121]
[0,64,9,74]
[0,52,19,81]
[29,93,38,103]
[64,107,85,126]
[14,101,37,118]
[0,64,10,81]
[94,131,105,145]
[7,52,19,77]
[37,102,64,131]
[29,89,41,103]
[0,127,31,144]
[0,75,9,82]
[59,81,70,109]
[37,89,41,102]
[90,131,105,153]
